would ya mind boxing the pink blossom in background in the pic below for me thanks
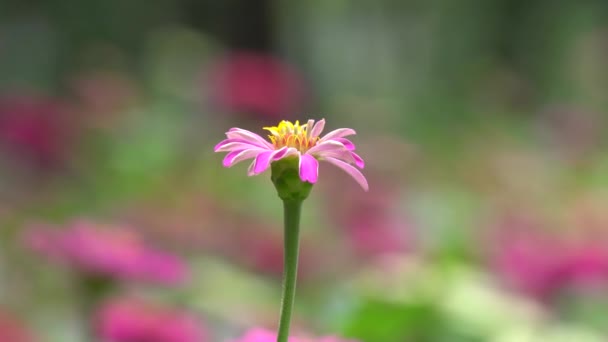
[233,328,355,342]
[25,220,188,285]
[0,94,71,169]
[493,228,566,299]
[0,311,33,342]
[560,241,608,289]
[340,184,411,257]
[233,328,289,342]
[491,214,608,301]
[345,216,410,257]
[207,52,307,118]
[95,298,205,342]
[233,226,314,279]
[241,232,286,277]
[321,137,415,256]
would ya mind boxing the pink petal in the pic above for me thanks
[351,151,365,168]
[316,150,356,164]
[249,151,274,175]
[214,139,268,152]
[299,154,319,183]
[309,119,326,139]
[282,147,300,158]
[227,128,274,149]
[249,147,290,176]
[333,138,355,150]
[306,119,315,134]
[223,149,245,167]
[320,128,356,142]
[323,157,368,191]
[223,148,265,167]
[271,146,290,160]
[272,147,299,161]
[247,160,256,176]
[214,139,238,151]
[306,140,348,155]
[245,147,298,176]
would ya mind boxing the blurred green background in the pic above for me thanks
[1,0,608,341]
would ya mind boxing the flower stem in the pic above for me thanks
[277,199,303,342]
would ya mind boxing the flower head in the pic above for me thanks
[25,220,188,285]
[214,119,368,191]
[95,298,206,342]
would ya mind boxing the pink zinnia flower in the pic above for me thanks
[214,119,368,190]
[207,52,307,118]
[95,298,205,342]
[25,220,187,285]
[233,328,355,342]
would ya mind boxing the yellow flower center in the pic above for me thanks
[263,120,319,152]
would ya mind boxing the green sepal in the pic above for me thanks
[271,157,313,202]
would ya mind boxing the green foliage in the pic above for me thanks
[340,298,444,342]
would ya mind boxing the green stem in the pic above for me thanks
[277,200,303,342]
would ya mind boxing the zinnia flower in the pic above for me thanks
[25,220,187,285]
[95,298,205,342]
[233,328,355,342]
[214,119,368,190]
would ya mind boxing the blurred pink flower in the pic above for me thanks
[95,298,205,342]
[0,311,33,342]
[25,220,188,285]
[240,232,287,277]
[233,328,287,342]
[321,136,414,256]
[492,215,608,300]
[322,172,411,257]
[208,52,307,118]
[233,328,355,342]
[561,242,608,289]
[493,228,565,299]
[342,186,411,257]
[346,218,409,257]
[0,94,72,169]
[235,228,314,279]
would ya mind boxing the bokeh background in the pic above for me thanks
[1,0,608,341]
